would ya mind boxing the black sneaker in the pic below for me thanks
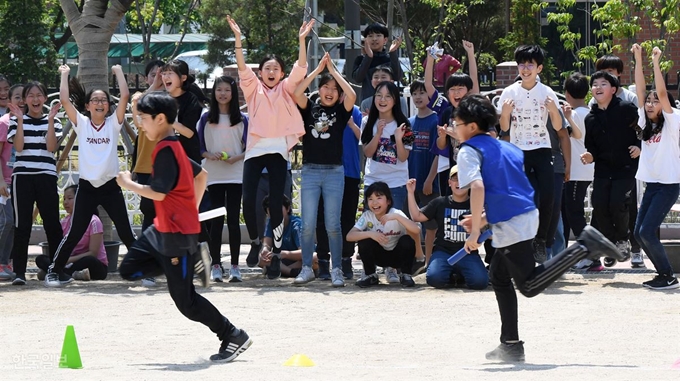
[44,271,74,288]
[246,242,260,268]
[12,276,26,286]
[412,258,427,276]
[210,328,253,363]
[194,242,211,288]
[342,257,354,280]
[577,226,626,261]
[356,273,379,288]
[532,239,547,264]
[643,274,680,290]
[317,259,330,280]
[485,341,525,362]
[603,257,617,267]
[267,255,281,280]
[400,274,415,287]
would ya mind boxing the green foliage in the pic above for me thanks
[496,0,547,61]
[0,0,58,84]
[200,0,305,68]
[126,0,202,34]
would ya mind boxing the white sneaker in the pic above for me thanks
[630,252,646,268]
[228,266,242,283]
[572,258,593,270]
[293,266,315,285]
[141,277,157,287]
[330,268,345,287]
[211,264,223,282]
[73,268,91,281]
[385,267,400,284]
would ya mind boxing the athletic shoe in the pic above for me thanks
[572,258,593,270]
[0,265,14,281]
[587,260,604,272]
[228,266,242,283]
[356,273,379,288]
[485,341,525,362]
[412,258,427,276]
[630,252,646,269]
[385,267,400,284]
[266,255,281,280]
[141,277,157,287]
[603,257,617,267]
[44,271,74,288]
[210,328,253,363]
[11,276,26,286]
[194,242,211,288]
[341,258,353,280]
[577,226,626,261]
[400,274,415,288]
[317,259,331,280]
[72,269,91,281]
[293,266,315,285]
[532,239,547,263]
[246,242,260,268]
[211,264,223,283]
[643,274,680,290]
[330,267,345,287]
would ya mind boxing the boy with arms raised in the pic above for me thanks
[352,23,403,102]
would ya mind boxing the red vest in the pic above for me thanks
[151,139,201,234]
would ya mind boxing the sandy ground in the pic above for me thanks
[1,245,679,381]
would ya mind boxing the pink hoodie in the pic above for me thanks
[239,61,307,150]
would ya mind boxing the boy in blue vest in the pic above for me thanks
[116,92,252,363]
[455,94,625,362]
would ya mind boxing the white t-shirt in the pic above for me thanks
[202,114,245,185]
[74,112,122,187]
[568,106,595,182]
[499,82,561,150]
[362,118,411,188]
[245,137,288,162]
[635,108,680,184]
[353,207,408,251]
[589,87,639,108]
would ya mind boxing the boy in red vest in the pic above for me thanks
[117,91,252,362]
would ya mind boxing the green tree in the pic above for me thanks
[0,0,58,84]
[496,0,547,61]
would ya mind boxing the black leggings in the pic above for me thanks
[316,176,361,260]
[523,148,554,241]
[357,235,416,275]
[35,254,108,280]
[50,179,136,274]
[135,173,156,233]
[207,183,243,266]
[11,174,63,278]
[242,154,287,253]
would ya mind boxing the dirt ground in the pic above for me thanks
[1,246,679,381]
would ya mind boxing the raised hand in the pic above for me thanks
[363,39,373,58]
[437,124,447,138]
[462,40,474,54]
[630,43,642,59]
[7,103,23,119]
[389,36,402,53]
[299,19,315,39]
[395,123,406,140]
[58,64,70,75]
[501,99,515,116]
[651,46,662,62]
[48,102,61,120]
[406,178,417,193]
[226,15,241,37]
[562,103,572,120]
[111,64,123,74]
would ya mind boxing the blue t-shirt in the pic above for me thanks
[342,106,362,179]
[265,215,302,251]
[408,113,440,191]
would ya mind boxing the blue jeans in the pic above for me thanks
[0,198,13,265]
[364,184,407,212]
[634,183,679,275]
[426,250,489,289]
[547,213,566,260]
[301,164,344,268]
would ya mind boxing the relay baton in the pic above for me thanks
[198,207,227,222]
[447,229,493,266]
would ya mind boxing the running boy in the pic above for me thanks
[116,92,251,362]
[455,94,624,362]
[352,23,403,101]
[498,45,563,262]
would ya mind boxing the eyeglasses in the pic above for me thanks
[518,64,536,70]
[645,100,660,106]
[452,121,470,129]
[89,98,109,105]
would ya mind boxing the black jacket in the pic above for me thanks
[584,97,640,179]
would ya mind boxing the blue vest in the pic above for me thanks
[462,134,536,223]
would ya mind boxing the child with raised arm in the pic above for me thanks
[631,44,680,289]
[352,23,403,101]
[291,53,356,286]
[117,91,252,362]
[455,94,624,362]
[497,45,563,263]
[45,64,136,288]
[227,15,311,274]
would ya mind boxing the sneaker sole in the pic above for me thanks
[578,226,627,261]
[209,337,253,363]
[644,283,680,290]
[228,278,242,283]
[12,279,26,286]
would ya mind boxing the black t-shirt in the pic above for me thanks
[150,136,203,194]
[299,98,352,165]
[421,196,475,254]
[175,91,203,164]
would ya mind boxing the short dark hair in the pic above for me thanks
[595,55,624,74]
[145,60,165,76]
[564,72,589,99]
[444,73,473,93]
[590,71,619,92]
[364,181,393,209]
[137,91,178,124]
[370,65,394,80]
[262,194,292,215]
[409,79,426,93]
[318,73,344,97]
[453,94,498,133]
[362,23,389,38]
[0,75,10,86]
[258,54,286,73]
[514,45,544,66]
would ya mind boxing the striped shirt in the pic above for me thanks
[8,114,62,177]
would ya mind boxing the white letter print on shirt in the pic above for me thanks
[443,208,468,243]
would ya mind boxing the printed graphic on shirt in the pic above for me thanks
[443,208,467,242]
[510,99,550,148]
[310,109,337,139]
[645,131,661,145]
[374,137,398,165]
[413,130,432,151]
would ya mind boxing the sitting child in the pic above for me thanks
[36,184,108,281]
[347,181,420,288]
[259,195,317,278]
[406,166,488,289]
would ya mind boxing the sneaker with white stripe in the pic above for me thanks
[210,328,252,363]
